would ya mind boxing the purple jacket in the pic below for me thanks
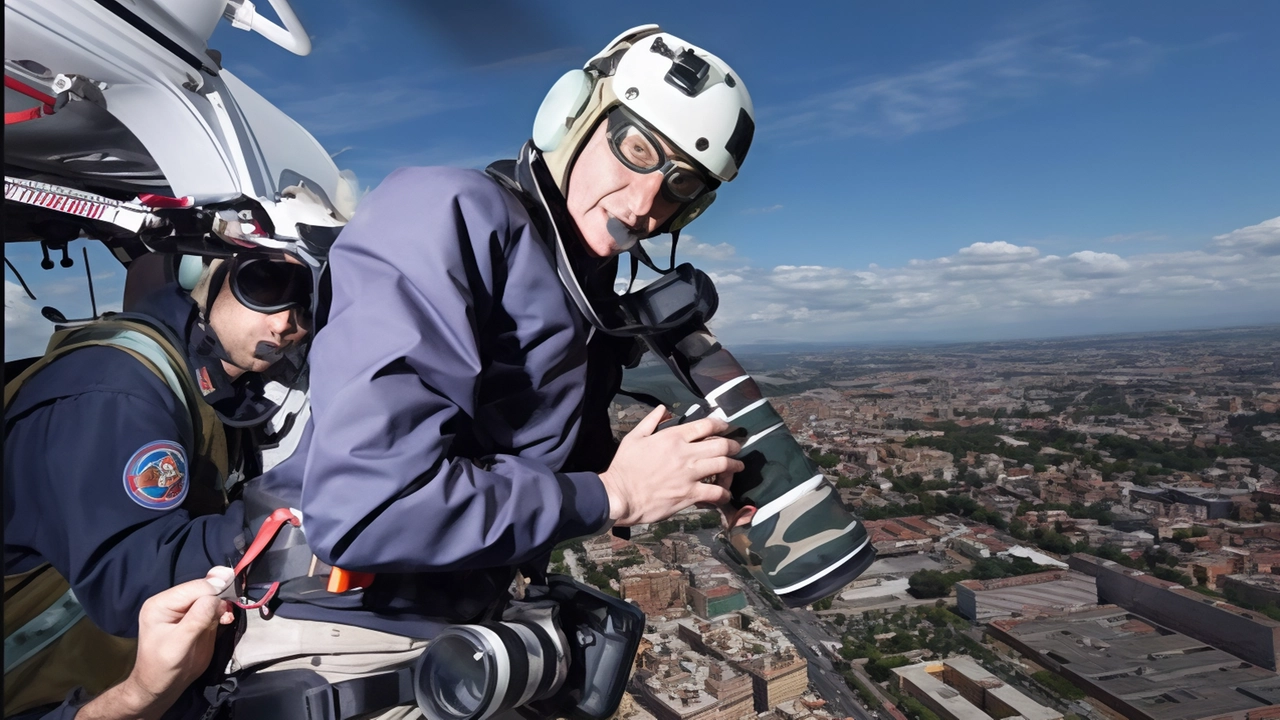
[260,166,613,633]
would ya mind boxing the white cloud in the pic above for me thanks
[1061,250,1130,278]
[640,236,738,265]
[706,216,1280,344]
[5,280,53,361]
[764,21,1164,141]
[683,241,737,261]
[1211,217,1280,257]
[956,241,1041,264]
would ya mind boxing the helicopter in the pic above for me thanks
[4,0,355,374]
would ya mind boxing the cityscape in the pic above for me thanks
[566,324,1280,720]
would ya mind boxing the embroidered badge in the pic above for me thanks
[123,441,188,510]
[198,366,215,396]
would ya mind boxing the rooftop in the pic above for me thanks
[956,570,1097,623]
[990,606,1280,720]
[893,657,1061,720]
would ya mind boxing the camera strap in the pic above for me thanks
[208,666,416,720]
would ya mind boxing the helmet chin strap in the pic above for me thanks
[501,142,705,339]
[195,262,241,368]
[624,229,680,294]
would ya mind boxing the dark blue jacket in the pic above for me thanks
[258,166,614,635]
[3,286,253,637]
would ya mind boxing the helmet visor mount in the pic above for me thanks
[228,254,313,316]
[605,106,713,204]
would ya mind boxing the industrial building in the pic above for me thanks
[988,606,1280,720]
[892,656,1062,720]
[954,570,1097,624]
[1129,485,1238,520]
[1071,554,1280,671]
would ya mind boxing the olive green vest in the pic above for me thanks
[3,317,229,717]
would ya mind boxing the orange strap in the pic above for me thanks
[231,507,376,609]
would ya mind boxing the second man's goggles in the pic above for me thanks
[228,254,312,315]
[605,106,715,204]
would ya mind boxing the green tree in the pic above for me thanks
[908,570,960,598]
[1033,671,1085,700]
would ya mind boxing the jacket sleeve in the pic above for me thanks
[299,167,610,573]
[3,347,246,637]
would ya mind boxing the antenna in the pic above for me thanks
[82,246,98,318]
[4,257,38,300]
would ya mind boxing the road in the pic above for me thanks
[710,544,874,720]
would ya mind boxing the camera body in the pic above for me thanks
[414,574,645,720]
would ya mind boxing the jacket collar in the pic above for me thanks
[130,283,276,426]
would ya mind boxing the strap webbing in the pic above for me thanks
[2,587,85,673]
[332,666,416,720]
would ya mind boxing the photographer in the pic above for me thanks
[230,24,755,717]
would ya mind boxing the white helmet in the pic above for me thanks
[532,25,754,231]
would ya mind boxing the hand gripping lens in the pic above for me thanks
[605,106,713,203]
[228,255,313,315]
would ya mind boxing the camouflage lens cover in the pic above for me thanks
[730,419,819,509]
[733,483,870,595]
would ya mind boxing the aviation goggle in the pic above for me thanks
[605,107,714,204]
[227,254,313,315]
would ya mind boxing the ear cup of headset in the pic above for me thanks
[178,254,205,290]
[532,69,594,152]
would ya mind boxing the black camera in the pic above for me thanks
[413,575,645,720]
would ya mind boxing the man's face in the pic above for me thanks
[565,120,683,258]
[208,278,308,377]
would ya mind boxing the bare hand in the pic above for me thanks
[127,567,236,706]
[599,405,744,526]
[720,504,757,530]
[77,568,236,720]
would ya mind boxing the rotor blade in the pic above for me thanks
[379,0,581,67]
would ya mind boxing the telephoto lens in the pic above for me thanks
[627,328,877,608]
[414,600,569,720]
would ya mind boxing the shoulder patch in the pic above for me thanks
[122,441,188,510]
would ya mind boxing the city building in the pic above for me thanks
[621,565,690,617]
[1223,573,1280,609]
[688,584,747,621]
[892,656,1062,720]
[633,649,754,720]
[737,651,808,713]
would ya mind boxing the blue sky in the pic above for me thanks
[6,1,1279,356]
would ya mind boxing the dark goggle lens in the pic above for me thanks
[662,167,706,202]
[231,258,312,313]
